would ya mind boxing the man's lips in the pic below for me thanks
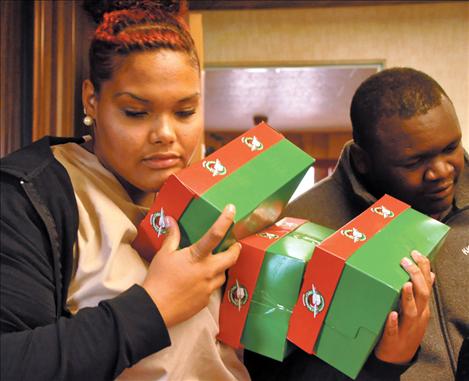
[142,153,182,170]
[424,182,454,200]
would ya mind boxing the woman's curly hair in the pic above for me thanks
[83,0,198,92]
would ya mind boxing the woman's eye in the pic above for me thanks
[124,110,147,118]
[175,109,196,118]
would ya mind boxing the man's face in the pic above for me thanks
[365,97,464,220]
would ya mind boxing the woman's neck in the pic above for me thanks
[123,184,155,208]
[82,138,155,208]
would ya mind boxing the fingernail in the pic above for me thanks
[236,242,243,250]
[225,204,236,216]
[411,250,422,259]
[401,257,413,269]
[164,217,172,228]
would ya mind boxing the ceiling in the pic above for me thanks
[204,65,380,131]
[189,0,443,11]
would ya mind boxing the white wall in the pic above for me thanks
[201,2,469,148]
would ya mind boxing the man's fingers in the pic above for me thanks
[191,204,236,260]
[401,256,430,312]
[157,216,180,256]
[399,282,418,327]
[410,250,433,291]
[383,311,399,338]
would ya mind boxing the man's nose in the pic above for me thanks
[424,158,453,181]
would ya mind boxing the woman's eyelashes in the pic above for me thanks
[175,108,196,119]
[122,107,197,120]
[124,109,148,118]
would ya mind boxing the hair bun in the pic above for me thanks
[83,0,187,24]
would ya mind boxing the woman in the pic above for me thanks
[0,1,249,380]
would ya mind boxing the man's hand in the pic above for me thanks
[374,250,435,364]
[142,204,241,327]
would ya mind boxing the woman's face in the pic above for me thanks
[83,49,202,197]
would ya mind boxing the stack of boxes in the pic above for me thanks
[133,123,449,379]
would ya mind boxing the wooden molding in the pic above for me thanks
[1,1,23,156]
[189,12,205,161]
[32,0,77,141]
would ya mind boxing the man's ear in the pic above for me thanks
[82,79,97,119]
[350,143,371,175]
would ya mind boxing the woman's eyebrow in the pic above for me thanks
[113,92,150,103]
[177,92,200,103]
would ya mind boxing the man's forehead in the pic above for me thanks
[373,100,460,158]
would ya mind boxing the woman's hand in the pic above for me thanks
[374,250,435,364]
[142,204,241,328]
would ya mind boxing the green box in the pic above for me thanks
[218,218,334,361]
[133,122,314,261]
[289,194,450,379]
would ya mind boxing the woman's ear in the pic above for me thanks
[350,142,370,176]
[82,79,97,119]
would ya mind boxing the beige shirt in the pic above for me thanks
[52,142,249,381]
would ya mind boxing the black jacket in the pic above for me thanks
[0,137,171,380]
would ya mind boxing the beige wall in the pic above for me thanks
[201,2,469,149]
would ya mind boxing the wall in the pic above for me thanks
[201,2,469,149]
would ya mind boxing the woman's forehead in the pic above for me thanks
[101,50,200,98]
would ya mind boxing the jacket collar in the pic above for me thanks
[1,136,84,180]
[332,140,469,213]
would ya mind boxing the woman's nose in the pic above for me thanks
[149,115,176,144]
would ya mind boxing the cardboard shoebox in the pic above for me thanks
[132,122,314,261]
[288,194,450,379]
[218,217,334,361]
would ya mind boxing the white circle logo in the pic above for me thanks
[228,280,249,311]
[202,158,227,177]
[303,284,325,318]
[150,208,168,237]
[241,136,264,152]
[371,206,395,219]
[341,228,366,243]
[257,232,279,240]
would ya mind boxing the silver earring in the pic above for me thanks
[83,108,94,126]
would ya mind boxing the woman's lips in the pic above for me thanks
[142,154,181,170]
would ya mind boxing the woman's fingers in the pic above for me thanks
[156,216,180,256]
[190,204,236,261]
[212,242,242,274]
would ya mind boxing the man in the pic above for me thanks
[245,68,468,380]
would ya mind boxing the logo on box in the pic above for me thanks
[257,232,280,240]
[302,284,325,318]
[228,280,249,311]
[371,205,395,219]
[202,158,227,177]
[241,136,264,151]
[150,208,168,237]
[341,228,366,243]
